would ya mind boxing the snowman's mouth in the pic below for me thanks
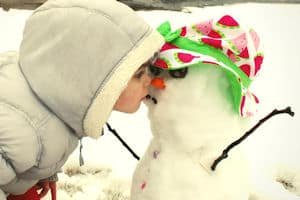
[146,94,157,104]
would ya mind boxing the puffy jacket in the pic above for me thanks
[0,0,163,198]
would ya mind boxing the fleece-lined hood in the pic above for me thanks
[19,0,164,138]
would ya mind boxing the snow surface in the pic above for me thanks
[1,3,300,200]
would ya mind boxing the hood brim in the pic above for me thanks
[83,30,164,138]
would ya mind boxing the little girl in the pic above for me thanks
[0,0,163,199]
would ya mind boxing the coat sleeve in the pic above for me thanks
[0,150,16,190]
[0,189,6,200]
[0,103,39,194]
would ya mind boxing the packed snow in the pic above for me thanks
[1,3,300,200]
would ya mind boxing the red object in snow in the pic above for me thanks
[7,182,57,200]
[140,181,147,190]
[7,186,40,200]
[49,182,56,200]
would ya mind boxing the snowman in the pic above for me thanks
[130,15,299,200]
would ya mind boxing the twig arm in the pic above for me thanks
[211,107,295,171]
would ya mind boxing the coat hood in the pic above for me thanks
[19,0,164,138]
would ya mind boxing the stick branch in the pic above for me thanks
[211,107,295,171]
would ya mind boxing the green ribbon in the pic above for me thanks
[157,21,182,42]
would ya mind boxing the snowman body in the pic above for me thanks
[131,64,251,200]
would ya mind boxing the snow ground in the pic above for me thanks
[1,3,300,200]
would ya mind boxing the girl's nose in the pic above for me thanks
[143,73,152,87]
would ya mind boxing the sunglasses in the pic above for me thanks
[148,64,189,79]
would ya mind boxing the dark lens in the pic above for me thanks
[169,68,188,78]
[149,65,163,76]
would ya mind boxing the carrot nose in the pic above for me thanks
[151,77,165,90]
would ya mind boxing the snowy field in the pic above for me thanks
[1,3,300,200]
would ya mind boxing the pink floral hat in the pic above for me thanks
[152,15,264,117]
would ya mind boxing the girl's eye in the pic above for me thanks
[134,69,145,79]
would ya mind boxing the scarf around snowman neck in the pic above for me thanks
[153,15,264,117]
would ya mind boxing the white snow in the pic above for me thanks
[1,3,300,200]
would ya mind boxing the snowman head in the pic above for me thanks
[149,15,264,118]
[147,61,249,139]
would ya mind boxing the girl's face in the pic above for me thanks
[113,64,152,113]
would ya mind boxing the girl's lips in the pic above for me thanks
[141,95,149,101]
